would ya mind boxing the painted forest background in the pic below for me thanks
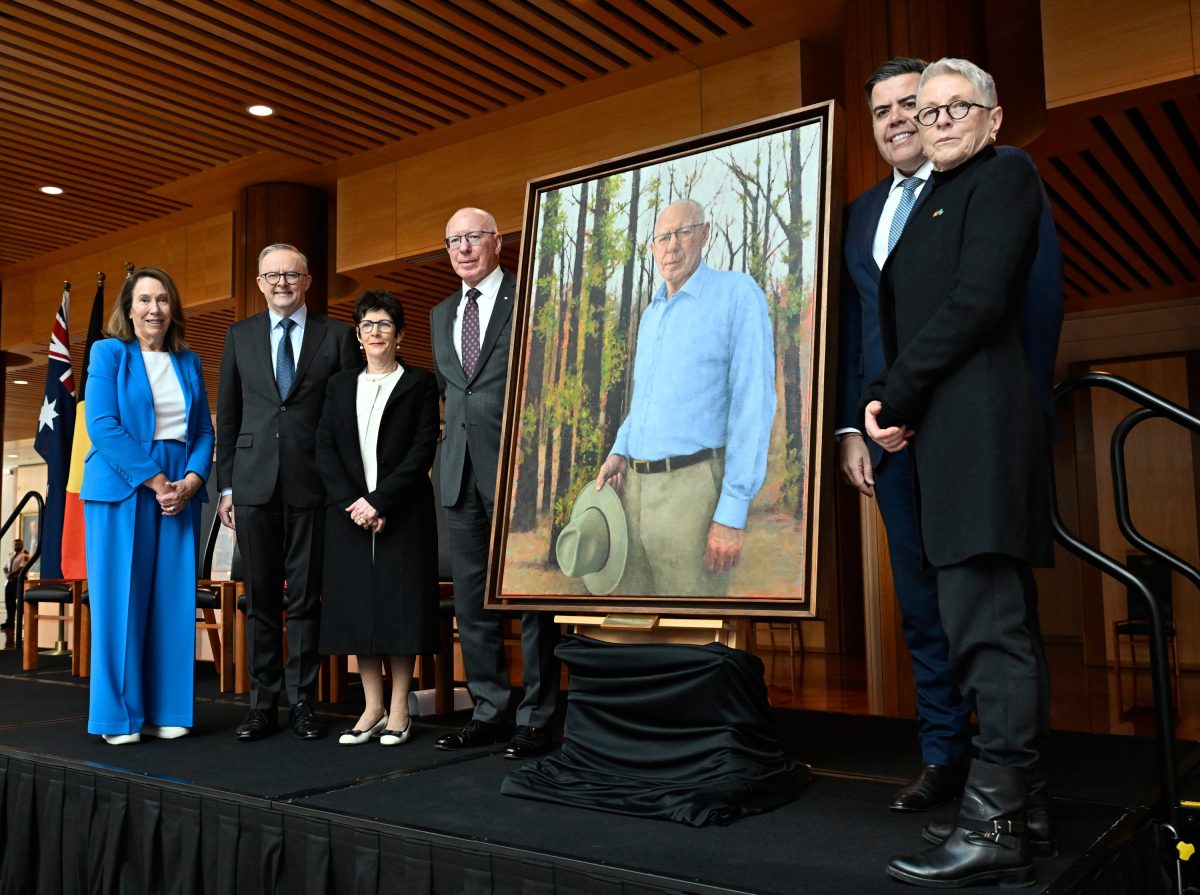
[499,119,826,600]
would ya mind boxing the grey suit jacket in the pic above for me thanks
[216,309,359,508]
[429,270,515,507]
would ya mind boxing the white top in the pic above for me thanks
[452,265,503,364]
[142,350,187,442]
[872,159,934,269]
[356,364,404,490]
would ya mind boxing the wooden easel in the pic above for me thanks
[554,614,751,650]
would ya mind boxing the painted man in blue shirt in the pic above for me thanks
[595,199,776,596]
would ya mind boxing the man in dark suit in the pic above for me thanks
[430,207,560,759]
[217,243,359,741]
[836,58,1063,812]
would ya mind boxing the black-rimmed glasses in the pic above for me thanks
[357,320,397,334]
[445,230,496,249]
[259,271,305,285]
[915,101,994,127]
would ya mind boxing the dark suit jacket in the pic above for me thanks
[429,270,515,507]
[836,146,1064,461]
[216,309,358,508]
[866,148,1053,568]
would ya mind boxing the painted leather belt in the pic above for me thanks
[629,447,722,475]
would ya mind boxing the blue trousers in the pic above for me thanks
[875,447,971,766]
[84,440,198,735]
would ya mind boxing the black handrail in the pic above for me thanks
[1051,371,1200,823]
[0,491,46,645]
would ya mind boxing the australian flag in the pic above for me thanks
[33,286,76,579]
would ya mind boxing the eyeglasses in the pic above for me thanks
[915,100,994,127]
[444,230,496,249]
[357,320,397,334]
[650,224,704,247]
[259,271,305,285]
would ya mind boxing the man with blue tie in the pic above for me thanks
[217,243,359,741]
[836,58,1064,813]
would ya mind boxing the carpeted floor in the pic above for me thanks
[0,643,1188,894]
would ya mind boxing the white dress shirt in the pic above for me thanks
[871,159,934,269]
[356,364,404,491]
[451,266,503,364]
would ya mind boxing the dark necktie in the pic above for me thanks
[276,317,296,400]
[887,176,921,254]
[461,287,481,379]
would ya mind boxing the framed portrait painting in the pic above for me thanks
[488,101,840,618]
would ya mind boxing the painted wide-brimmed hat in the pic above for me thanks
[555,483,628,595]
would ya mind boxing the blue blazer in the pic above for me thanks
[836,146,1065,458]
[81,338,214,502]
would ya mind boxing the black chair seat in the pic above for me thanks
[24,585,74,605]
[1114,619,1176,638]
[196,585,222,610]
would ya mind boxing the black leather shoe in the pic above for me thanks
[289,703,326,740]
[504,725,551,760]
[434,720,507,751]
[889,763,966,812]
[236,708,277,742]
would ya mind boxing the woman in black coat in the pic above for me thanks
[316,290,440,746]
[863,58,1053,888]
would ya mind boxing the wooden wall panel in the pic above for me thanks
[337,166,398,272]
[699,41,803,131]
[339,72,703,267]
[1042,0,1195,106]
[0,214,234,351]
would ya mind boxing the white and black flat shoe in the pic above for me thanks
[338,713,388,745]
[102,733,141,745]
[142,725,190,739]
[379,719,412,746]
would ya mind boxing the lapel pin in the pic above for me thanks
[932,208,944,217]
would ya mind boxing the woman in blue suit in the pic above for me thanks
[81,268,214,744]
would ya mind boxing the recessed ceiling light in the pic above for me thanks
[246,104,274,117]
[40,186,63,195]
[13,380,28,385]
[6,455,16,459]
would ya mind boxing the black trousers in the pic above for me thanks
[3,577,17,625]
[936,554,1046,769]
[235,486,324,710]
[445,453,561,728]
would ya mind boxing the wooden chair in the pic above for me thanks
[76,514,239,689]
[22,578,84,674]
[1113,553,1179,705]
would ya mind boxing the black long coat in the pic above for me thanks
[865,147,1053,569]
[315,363,441,656]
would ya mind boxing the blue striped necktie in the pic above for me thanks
[887,176,922,254]
[276,317,296,399]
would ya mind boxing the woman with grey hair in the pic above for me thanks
[863,57,1052,888]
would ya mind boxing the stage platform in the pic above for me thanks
[0,647,1192,894]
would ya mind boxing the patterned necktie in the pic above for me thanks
[276,317,296,400]
[887,176,922,254]
[461,287,481,379]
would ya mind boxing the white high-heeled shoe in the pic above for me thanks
[379,718,412,746]
[338,713,388,745]
[142,725,190,739]
[102,733,141,745]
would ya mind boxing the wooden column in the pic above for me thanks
[238,183,329,320]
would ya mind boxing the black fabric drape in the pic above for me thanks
[501,635,811,826]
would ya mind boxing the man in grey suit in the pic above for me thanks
[217,243,359,741]
[430,207,561,759]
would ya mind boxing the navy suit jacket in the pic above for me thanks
[81,338,214,502]
[836,146,1065,460]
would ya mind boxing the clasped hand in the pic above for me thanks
[345,497,386,534]
[155,473,200,517]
